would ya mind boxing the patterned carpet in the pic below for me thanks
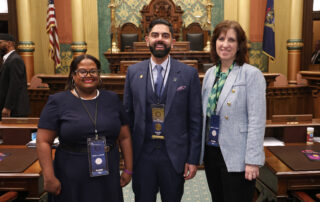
[123,170,212,202]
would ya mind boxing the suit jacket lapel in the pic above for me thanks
[136,60,149,117]
[216,65,240,113]
[165,59,180,118]
[0,51,14,74]
[203,67,217,114]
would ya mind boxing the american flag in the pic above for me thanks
[46,0,61,70]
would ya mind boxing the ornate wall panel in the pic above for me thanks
[115,0,223,34]
[56,44,73,74]
[95,0,223,73]
[249,42,268,72]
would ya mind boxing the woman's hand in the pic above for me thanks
[44,176,61,195]
[120,171,132,187]
[245,164,259,181]
[118,125,133,187]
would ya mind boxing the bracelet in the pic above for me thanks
[123,169,133,175]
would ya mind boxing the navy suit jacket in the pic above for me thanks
[0,51,29,119]
[124,58,202,173]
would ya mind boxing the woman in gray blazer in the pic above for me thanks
[201,20,266,202]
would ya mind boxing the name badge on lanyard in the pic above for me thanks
[87,136,109,177]
[207,115,220,147]
[151,104,165,138]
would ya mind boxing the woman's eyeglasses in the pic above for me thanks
[75,69,100,77]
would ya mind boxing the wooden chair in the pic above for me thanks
[117,22,142,52]
[140,0,183,40]
[183,22,208,51]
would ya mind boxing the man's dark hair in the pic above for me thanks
[148,19,174,36]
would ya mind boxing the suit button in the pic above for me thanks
[225,115,229,120]
[232,89,236,93]
[227,102,231,106]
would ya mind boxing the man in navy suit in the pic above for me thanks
[124,19,202,202]
[0,33,29,120]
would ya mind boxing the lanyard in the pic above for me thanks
[149,59,169,103]
[74,88,99,139]
[211,68,221,114]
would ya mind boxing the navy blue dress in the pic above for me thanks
[38,90,128,202]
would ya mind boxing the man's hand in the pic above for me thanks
[183,163,197,180]
[245,164,259,181]
[1,108,11,117]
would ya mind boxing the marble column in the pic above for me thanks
[16,0,34,83]
[287,0,304,84]
[238,0,250,49]
[71,0,87,58]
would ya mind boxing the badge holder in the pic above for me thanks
[87,136,109,177]
[151,104,165,139]
[207,115,220,146]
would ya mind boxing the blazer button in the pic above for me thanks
[232,89,236,93]
[227,102,231,106]
[225,115,229,120]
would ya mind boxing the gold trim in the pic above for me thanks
[203,40,211,52]
[262,51,275,60]
[71,44,87,51]
[17,44,35,50]
[18,53,34,56]
[151,135,165,140]
[287,42,304,48]
[108,41,120,53]
[206,0,214,24]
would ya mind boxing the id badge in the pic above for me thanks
[151,104,165,137]
[207,115,220,147]
[87,136,109,177]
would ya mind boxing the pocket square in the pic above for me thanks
[177,85,187,91]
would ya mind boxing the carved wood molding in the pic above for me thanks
[267,86,311,97]
[28,89,50,100]
[300,71,320,89]
[140,0,183,40]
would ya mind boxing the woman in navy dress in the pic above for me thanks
[36,54,133,202]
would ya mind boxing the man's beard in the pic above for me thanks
[0,47,8,57]
[149,42,171,58]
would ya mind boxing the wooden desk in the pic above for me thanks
[31,73,278,117]
[104,50,211,73]
[256,144,320,202]
[0,118,38,145]
[265,119,320,143]
[300,71,320,118]
[0,145,46,201]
